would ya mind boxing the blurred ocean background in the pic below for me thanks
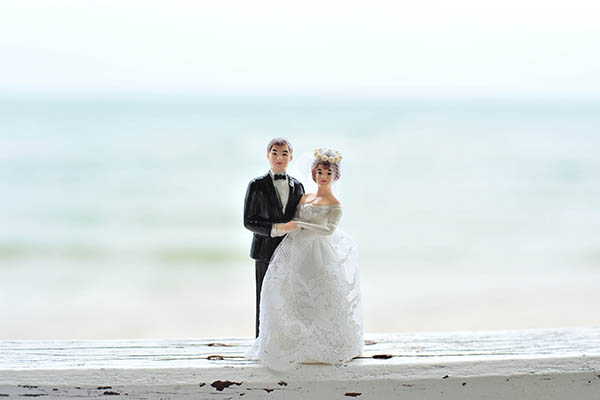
[1,95,599,339]
[2,0,600,338]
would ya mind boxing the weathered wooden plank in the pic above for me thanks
[1,327,599,399]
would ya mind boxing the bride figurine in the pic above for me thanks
[247,148,363,370]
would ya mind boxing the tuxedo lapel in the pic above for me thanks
[284,179,296,220]
[265,174,284,218]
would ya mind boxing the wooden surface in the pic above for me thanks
[1,327,600,399]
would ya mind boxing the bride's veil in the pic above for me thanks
[289,151,343,200]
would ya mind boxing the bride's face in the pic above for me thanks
[315,164,334,187]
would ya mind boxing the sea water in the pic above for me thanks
[1,95,599,338]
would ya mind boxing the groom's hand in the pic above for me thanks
[278,221,298,232]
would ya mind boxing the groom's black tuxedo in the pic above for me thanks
[244,172,304,337]
[244,172,305,261]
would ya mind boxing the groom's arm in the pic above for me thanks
[243,181,273,237]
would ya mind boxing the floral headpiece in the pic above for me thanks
[313,148,342,163]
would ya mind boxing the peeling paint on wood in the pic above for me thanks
[372,354,393,359]
[1,327,600,399]
[210,381,242,391]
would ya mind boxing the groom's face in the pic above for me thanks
[267,144,293,174]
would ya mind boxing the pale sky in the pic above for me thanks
[1,0,599,97]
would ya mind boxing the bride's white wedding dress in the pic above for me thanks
[247,202,363,370]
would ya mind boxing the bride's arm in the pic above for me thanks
[296,205,342,236]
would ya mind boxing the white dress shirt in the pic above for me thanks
[269,169,289,212]
[269,169,289,237]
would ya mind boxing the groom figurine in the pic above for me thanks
[244,138,305,338]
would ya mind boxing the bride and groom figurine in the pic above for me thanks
[244,138,363,370]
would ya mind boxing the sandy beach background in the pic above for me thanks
[1,96,599,339]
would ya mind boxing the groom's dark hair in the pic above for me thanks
[267,138,293,154]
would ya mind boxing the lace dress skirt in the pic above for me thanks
[247,227,363,370]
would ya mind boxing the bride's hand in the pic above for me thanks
[278,221,298,231]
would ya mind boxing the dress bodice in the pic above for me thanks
[295,203,343,236]
[296,203,341,224]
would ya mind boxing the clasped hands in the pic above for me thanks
[277,220,302,232]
